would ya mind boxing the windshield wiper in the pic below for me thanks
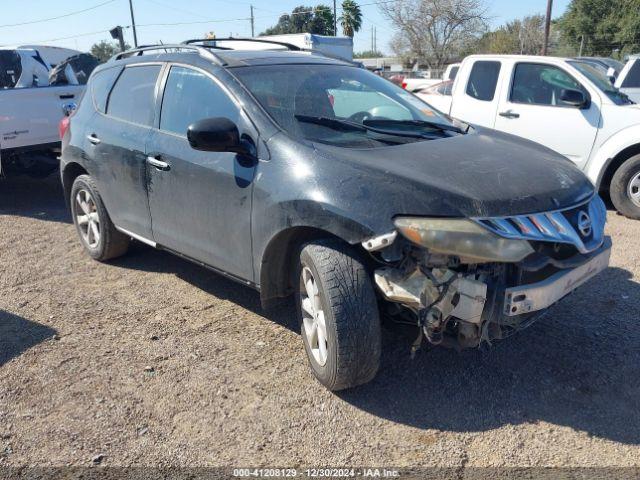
[363,118,465,134]
[295,115,435,139]
[295,115,367,132]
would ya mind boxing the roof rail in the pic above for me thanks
[183,37,301,51]
[111,44,223,64]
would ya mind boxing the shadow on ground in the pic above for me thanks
[2,171,639,445]
[0,173,69,223]
[0,310,57,367]
[114,243,640,445]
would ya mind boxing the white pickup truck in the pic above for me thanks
[0,46,97,177]
[417,54,640,219]
[402,63,460,93]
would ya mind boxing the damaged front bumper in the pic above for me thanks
[504,237,611,316]
[365,196,611,349]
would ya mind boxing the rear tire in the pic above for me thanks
[295,239,381,391]
[610,154,640,219]
[70,175,129,261]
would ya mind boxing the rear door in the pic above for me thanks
[87,63,162,240]
[145,65,257,280]
[493,62,599,167]
[450,59,502,126]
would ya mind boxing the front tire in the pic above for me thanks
[610,154,640,219]
[295,239,381,391]
[70,175,130,261]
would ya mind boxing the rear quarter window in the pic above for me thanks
[466,61,501,101]
[106,65,161,126]
[90,67,122,113]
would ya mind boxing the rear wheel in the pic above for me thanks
[70,175,129,261]
[295,239,381,391]
[610,154,640,219]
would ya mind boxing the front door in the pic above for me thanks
[146,65,257,281]
[494,62,599,168]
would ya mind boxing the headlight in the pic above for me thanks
[394,217,534,263]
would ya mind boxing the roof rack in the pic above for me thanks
[183,37,301,51]
[111,44,223,64]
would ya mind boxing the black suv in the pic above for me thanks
[61,40,611,391]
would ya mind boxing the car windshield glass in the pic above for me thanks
[569,60,633,105]
[232,64,459,148]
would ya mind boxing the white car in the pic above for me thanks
[417,54,640,219]
[0,46,97,177]
[615,54,640,103]
[402,63,460,92]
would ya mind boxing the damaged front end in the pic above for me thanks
[364,196,611,351]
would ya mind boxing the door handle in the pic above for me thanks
[499,110,520,119]
[59,94,75,99]
[147,156,170,171]
[86,134,101,145]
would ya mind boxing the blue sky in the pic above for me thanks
[0,0,571,54]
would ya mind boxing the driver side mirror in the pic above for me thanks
[560,88,590,109]
[187,117,250,155]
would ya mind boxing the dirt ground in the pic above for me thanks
[1,175,639,469]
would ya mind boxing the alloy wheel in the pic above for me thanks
[628,171,640,208]
[75,189,101,249]
[300,266,328,366]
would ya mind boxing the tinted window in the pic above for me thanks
[622,60,640,88]
[0,50,22,89]
[466,61,501,101]
[511,63,584,107]
[160,66,238,136]
[449,66,459,80]
[91,67,121,113]
[107,65,160,126]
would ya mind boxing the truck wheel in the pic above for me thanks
[70,175,129,261]
[295,239,381,391]
[611,154,640,220]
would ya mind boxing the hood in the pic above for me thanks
[313,128,594,218]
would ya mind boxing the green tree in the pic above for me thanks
[558,0,640,57]
[261,5,335,36]
[90,40,130,63]
[354,49,384,58]
[339,0,362,38]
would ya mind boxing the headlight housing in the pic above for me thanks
[394,217,534,263]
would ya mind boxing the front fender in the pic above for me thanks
[585,125,640,187]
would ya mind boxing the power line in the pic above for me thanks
[0,0,117,29]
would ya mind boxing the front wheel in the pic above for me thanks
[295,239,381,391]
[610,154,640,219]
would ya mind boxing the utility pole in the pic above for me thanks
[128,0,138,47]
[333,0,337,36]
[250,5,255,37]
[542,0,553,55]
[374,27,377,52]
[579,34,585,56]
[371,26,374,51]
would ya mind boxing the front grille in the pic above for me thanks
[473,196,606,254]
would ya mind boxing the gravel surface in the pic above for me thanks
[1,175,639,468]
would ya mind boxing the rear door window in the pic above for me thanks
[466,61,501,101]
[91,67,122,113]
[160,66,238,136]
[107,65,161,126]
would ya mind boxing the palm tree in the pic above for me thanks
[339,0,362,38]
